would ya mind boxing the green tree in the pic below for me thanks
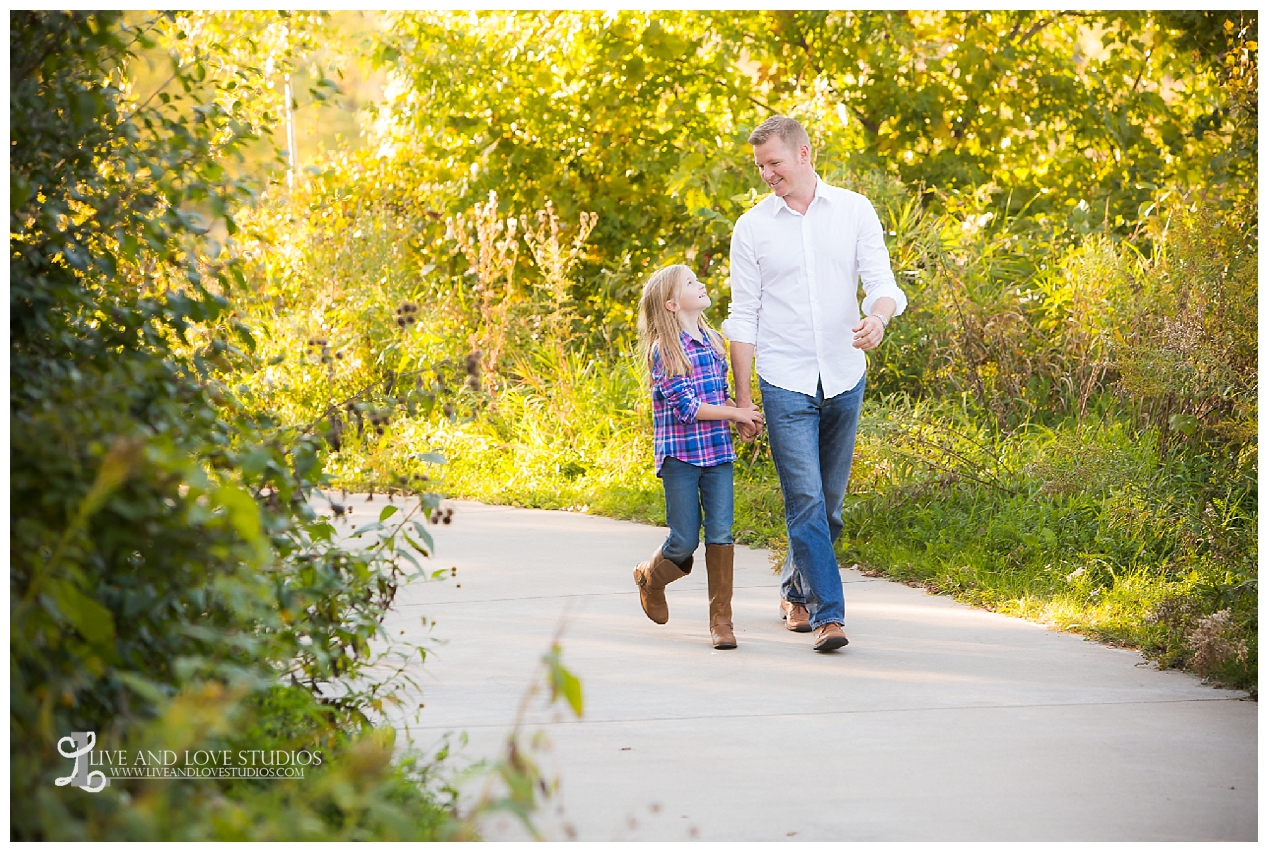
[370,11,763,334]
[713,11,1232,228]
[359,10,1249,350]
[10,11,452,839]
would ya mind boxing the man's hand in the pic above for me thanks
[736,420,762,442]
[851,315,887,351]
[727,396,763,442]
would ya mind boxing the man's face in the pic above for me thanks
[753,137,812,199]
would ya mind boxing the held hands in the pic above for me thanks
[727,397,764,442]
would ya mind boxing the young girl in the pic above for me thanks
[633,264,763,650]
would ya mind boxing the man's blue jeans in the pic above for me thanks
[760,375,865,628]
[659,457,734,567]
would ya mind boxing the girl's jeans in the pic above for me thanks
[760,374,865,629]
[659,457,734,567]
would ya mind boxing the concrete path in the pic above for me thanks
[346,496,1256,841]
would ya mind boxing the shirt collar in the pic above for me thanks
[771,176,829,217]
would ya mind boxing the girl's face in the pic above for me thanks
[666,273,710,314]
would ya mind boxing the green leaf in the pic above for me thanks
[402,532,431,558]
[240,448,272,479]
[546,644,584,717]
[233,321,257,353]
[396,546,424,573]
[11,174,32,212]
[81,436,146,518]
[349,521,385,538]
[47,578,116,646]
[114,671,168,703]
[379,504,400,522]
[307,520,336,542]
[212,484,262,542]
[410,520,435,551]
[1169,413,1200,436]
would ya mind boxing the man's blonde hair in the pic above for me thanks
[748,115,812,156]
[637,264,725,380]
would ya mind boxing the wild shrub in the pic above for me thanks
[10,12,454,838]
[1114,199,1258,456]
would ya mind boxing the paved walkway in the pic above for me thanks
[343,496,1256,841]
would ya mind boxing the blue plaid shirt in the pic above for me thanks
[650,331,736,475]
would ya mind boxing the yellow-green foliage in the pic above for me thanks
[231,159,1257,694]
[225,10,1257,704]
[433,349,659,513]
[11,13,462,840]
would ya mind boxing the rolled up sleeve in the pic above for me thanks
[652,359,701,423]
[721,216,760,345]
[857,200,908,318]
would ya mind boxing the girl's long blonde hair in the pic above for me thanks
[637,264,726,380]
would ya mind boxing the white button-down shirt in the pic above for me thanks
[722,177,908,398]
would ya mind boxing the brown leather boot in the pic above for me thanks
[705,544,737,649]
[813,622,849,652]
[633,549,688,624]
[780,599,812,633]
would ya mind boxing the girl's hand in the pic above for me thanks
[695,400,762,434]
[725,396,761,441]
[730,403,764,428]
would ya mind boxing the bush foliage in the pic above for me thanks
[10,12,456,839]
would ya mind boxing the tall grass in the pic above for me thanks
[230,165,1257,693]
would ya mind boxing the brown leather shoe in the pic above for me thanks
[633,549,689,624]
[812,622,849,652]
[706,544,737,649]
[780,599,812,633]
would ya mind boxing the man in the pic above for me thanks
[721,115,907,652]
